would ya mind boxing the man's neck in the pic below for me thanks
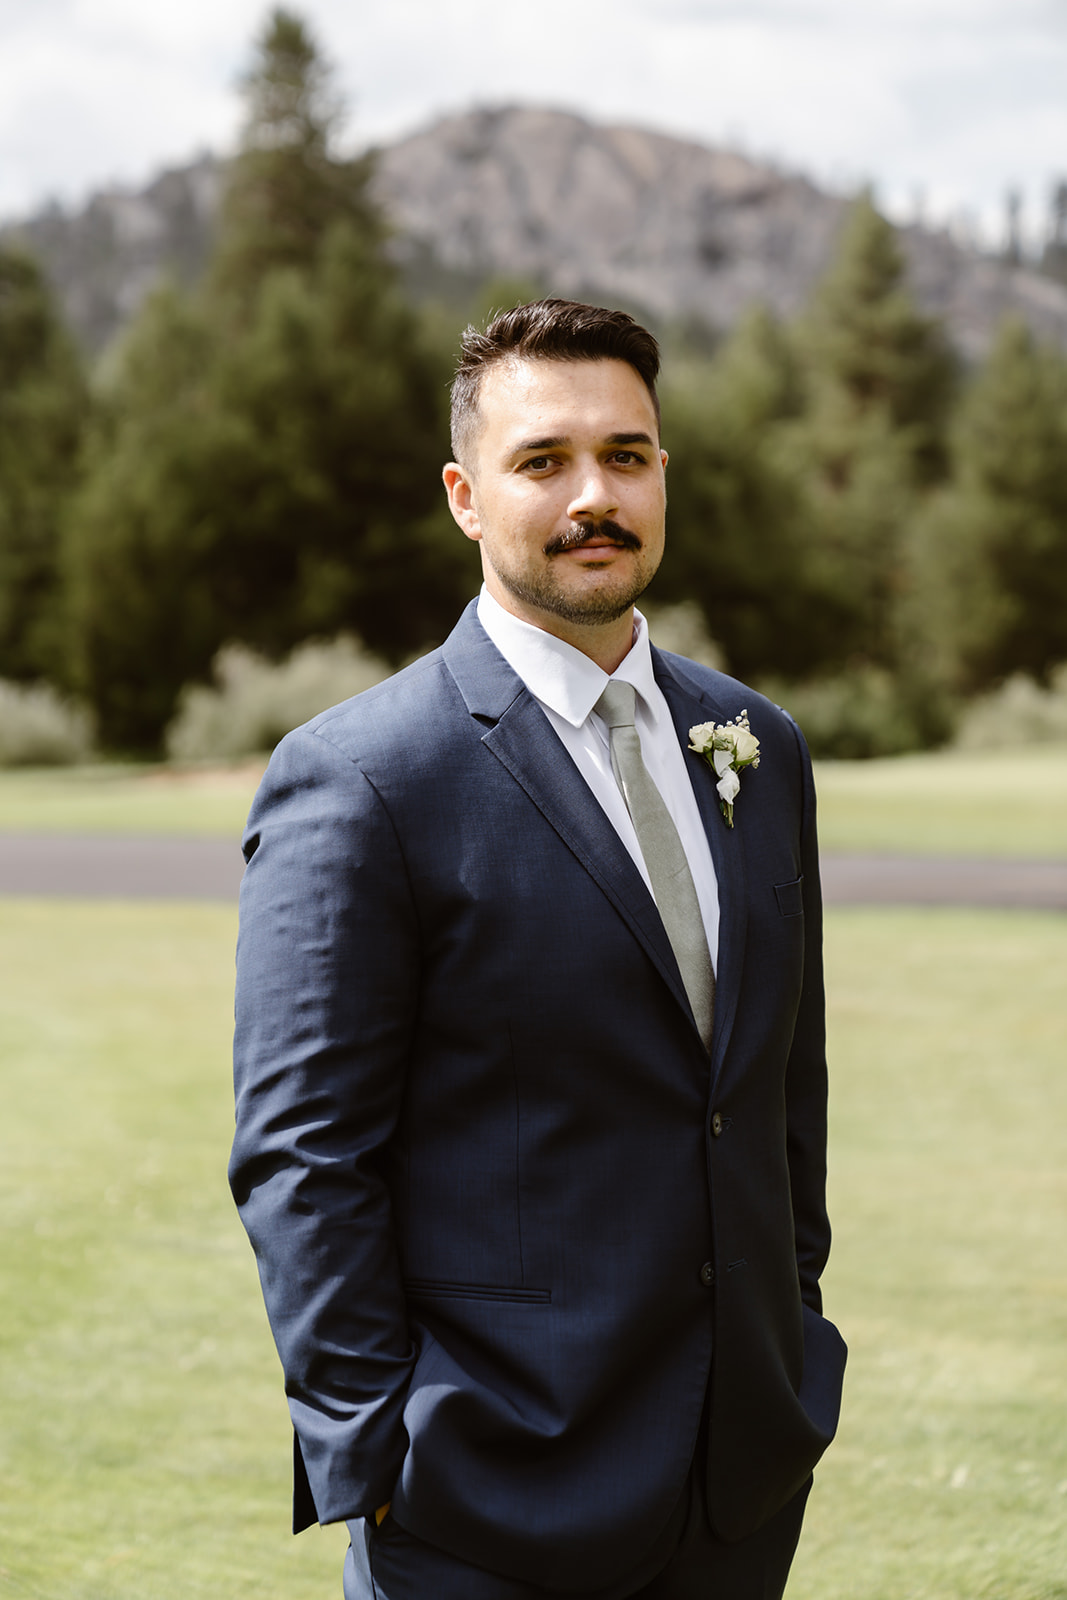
[486,592,636,674]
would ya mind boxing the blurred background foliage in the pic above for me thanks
[2,9,1067,760]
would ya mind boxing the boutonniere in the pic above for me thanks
[688,710,761,828]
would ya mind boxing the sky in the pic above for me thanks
[1,0,1065,251]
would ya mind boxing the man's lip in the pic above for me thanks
[543,522,643,556]
[557,539,630,552]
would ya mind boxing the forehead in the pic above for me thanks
[476,357,657,449]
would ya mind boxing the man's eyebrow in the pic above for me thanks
[511,435,569,454]
[607,432,656,447]
[509,431,656,455]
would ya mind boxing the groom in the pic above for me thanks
[230,299,845,1599]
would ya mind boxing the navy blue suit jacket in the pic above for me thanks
[229,601,846,1593]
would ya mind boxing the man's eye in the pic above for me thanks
[612,451,644,466]
[522,456,553,471]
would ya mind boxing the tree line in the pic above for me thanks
[2,9,1066,757]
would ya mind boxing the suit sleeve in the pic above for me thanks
[782,713,832,1314]
[229,724,419,1529]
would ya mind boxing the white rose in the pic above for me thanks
[733,727,759,764]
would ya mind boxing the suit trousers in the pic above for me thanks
[342,1422,811,1600]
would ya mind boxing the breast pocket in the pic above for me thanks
[774,876,804,917]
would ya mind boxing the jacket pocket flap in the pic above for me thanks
[774,877,804,917]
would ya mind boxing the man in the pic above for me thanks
[230,299,845,1600]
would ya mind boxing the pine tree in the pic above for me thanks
[656,197,959,749]
[918,316,1067,689]
[654,308,821,680]
[63,287,265,751]
[210,8,380,308]
[781,195,956,681]
[204,218,471,662]
[0,248,88,681]
[799,192,956,485]
[656,209,957,724]
[698,304,803,434]
[64,10,474,753]
[1042,181,1067,285]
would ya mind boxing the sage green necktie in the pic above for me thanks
[595,681,715,1049]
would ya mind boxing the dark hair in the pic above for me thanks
[450,298,661,465]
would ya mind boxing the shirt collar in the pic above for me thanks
[477,585,659,728]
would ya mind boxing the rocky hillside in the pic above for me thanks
[6,156,222,355]
[5,105,1067,359]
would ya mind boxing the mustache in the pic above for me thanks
[543,519,642,557]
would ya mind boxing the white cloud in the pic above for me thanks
[0,0,1064,250]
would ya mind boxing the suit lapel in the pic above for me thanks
[654,650,749,1086]
[442,605,696,1025]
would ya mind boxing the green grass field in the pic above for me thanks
[0,901,1064,1598]
[813,746,1067,859]
[0,745,1065,857]
[0,762,267,839]
[790,910,1067,1600]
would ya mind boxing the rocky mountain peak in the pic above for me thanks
[374,106,1067,360]
[4,104,1066,360]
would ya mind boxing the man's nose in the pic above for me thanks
[567,463,619,524]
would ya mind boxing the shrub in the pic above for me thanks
[165,635,392,763]
[0,680,93,766]
[758,666,953,760]
[954,664,1067,748]
[642,600,725,671]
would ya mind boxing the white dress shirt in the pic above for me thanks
[477,587,720,970]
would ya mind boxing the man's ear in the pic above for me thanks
[442,463,482,542]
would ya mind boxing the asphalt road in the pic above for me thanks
[0,834,246,901]
[0,833,1064,910]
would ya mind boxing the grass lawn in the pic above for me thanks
[812,746,1067,859]
[0,763,267,839]
[1,746,1066,858]
[791,909,1067,1600]
[0,901,349,1598]
[0,901,1064,1598]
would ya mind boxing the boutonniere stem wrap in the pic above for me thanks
[688,710,761,828]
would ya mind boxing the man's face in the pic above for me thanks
[444,357,667,636]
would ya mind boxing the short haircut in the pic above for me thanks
[450,298,661,466]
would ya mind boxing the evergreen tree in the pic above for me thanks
[0,249,88,681]
[1042,181,1067,285]
[1003,188,1024,267]
[694,304,803,434]
[657,207,956,721]
[798,192,956,484]
[917,316,1067,689]
[210,8,380,307]
[206,219,469,662]
[781,195,956,681]
[654,308,822,680]
[64,10,474,753]
[64,287,265,752]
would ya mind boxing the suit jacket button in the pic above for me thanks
[700,1262,716,1287]
[711,1111,724,1137]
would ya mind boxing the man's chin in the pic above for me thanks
[505,574,651,628]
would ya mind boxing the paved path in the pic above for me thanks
[0,833,1064,909]
[0,834,246,901]
[819,853,1067,911]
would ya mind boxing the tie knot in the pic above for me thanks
[595,680,637,730]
